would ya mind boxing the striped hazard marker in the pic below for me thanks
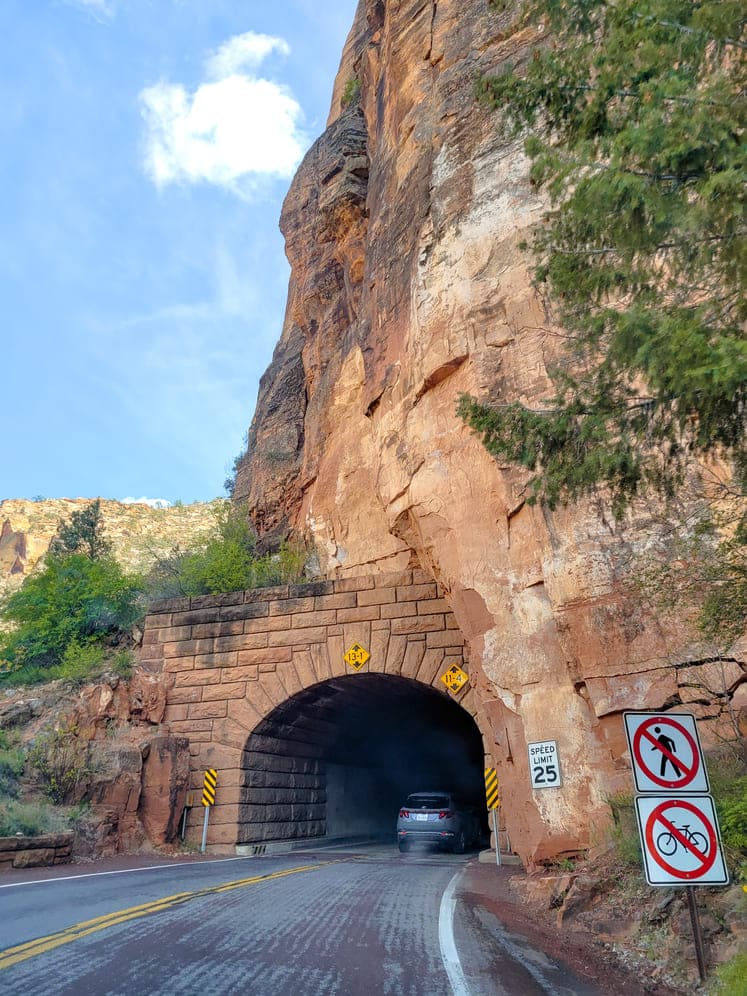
[485,767,502,865]
[202,768,218,807]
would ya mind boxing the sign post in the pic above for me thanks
[200,768,218,854]
[484,767,501,866]
[624,712,728,983]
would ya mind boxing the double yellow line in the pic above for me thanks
[0,862,324,971]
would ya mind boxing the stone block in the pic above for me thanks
[384,634,408,673]
[290,580,334,597]
[169,719,213,734]
[417,648,446,685]
[292,650,317,687]
[159,625,193,643]
[270,596,315,616]
[237,646,293,666]
[229,664,260,681]
[202,682,247,702]
[411,570,434,585]
[193,621,242,638]
[245,585,288,602]
[171,608,222,627]
[192,592,244,608]
[163,639,200,658]
[149,596,191,613]
[214,635,251,652]
[397,582,437,601]
[167,685,203,705]
[337,606,380,623]
[227,698,263,733]
[163,656,196,673]
[310,643,333,682]
[245,615,289,634]
[401,640,426,679]
[188,701,228,720]
[268,627,328,647]
[276,662,303,699]
[334,576,374,593]
[418,598,451,615]
[357,587,396,606]
[174,668,222,687]
[314,592,357,611]
[294,609,337,628]
[194,651,239,669]
[380,601,418,619]
[391,615,444,635]
[239,631,270,649]
[222,601,269,622]
[426,630,465,648]
[374,570,413,588]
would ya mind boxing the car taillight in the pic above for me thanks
[438,810,454,819]
[399,809,410,818]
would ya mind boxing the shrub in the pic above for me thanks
[0,731,24,798]
[0,552,143,673]
[607,792,642,869]
[28,723,93,805]
[341,76,360,107]
[0,798,70,837]
[709,750,747,883]
[111,648,134,680]
[710,951,747,996]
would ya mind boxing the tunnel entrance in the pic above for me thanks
[239,674,487,846]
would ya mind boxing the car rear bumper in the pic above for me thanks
[398,830,455,843]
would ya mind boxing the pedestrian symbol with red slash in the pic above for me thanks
[624,712,709,793]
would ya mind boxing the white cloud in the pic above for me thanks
[65,0,115,21]
[121,497,172,509]
[205,32,290,79]
[140,32,305,195]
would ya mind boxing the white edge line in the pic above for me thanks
[0,855,253,890]
[438,868,471,996]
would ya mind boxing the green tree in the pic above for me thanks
[0,553,143,670]
[49,499,111,560]
[459,0,746,515]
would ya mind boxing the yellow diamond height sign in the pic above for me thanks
[344,642,370,671]
[441,663,469,694]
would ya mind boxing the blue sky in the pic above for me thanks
[1,0,357,505]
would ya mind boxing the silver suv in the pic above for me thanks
[396,791,480,853]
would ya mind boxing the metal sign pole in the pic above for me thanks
[686,887,707,982]
[493,808,500,866]
[201,807,210,854]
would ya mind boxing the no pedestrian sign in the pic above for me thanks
[624,712,709,794]
[634,795,729,886]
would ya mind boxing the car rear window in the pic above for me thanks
[406,794,450,809]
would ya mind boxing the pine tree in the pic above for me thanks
[459,0,746,516]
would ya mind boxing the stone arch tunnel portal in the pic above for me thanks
[239,674,488,846]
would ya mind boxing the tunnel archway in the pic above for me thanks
[239,674,487,846]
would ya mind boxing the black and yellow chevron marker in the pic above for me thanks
[484,767,500,810]
[202,768,218,808]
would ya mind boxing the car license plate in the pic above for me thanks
[415,813,429,821]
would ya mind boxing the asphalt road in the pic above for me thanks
[0,844,601,995]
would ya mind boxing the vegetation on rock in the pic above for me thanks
[459,0,746,648]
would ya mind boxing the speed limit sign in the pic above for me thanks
[528,740,562,789]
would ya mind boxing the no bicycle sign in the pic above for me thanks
[635,795,729,886]
[624,712,709,794]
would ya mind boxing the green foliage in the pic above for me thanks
[49,499,111,560]
[607,791,643,868]
[709,750,747,882]
[462,0,746,512]
[111,648,135,680]
[146,501,309,598]
[0,553,143,674]
[341,76,361,107]
[0,798,70,837]
[56,640,106,687]
[28,723,92,805]
[0,730,24,798]
[710,951,747,996]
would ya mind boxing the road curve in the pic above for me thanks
[0,845,602,995]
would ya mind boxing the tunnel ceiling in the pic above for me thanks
[247,674,486,801]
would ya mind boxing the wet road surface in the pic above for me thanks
[0,844,601,995]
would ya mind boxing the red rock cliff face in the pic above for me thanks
[234,1,745,862]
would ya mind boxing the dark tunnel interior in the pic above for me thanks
[239,674,488,846]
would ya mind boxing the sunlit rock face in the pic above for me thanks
[234,0,745,863]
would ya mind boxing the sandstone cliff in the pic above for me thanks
[0,498,220,601]
[234,1,745,861]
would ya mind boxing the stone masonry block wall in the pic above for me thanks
[141,571,480,851]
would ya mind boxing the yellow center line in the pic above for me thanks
[0,862,326,971]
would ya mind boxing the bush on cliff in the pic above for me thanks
[146,500,308,598]
[0,552,143,678]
